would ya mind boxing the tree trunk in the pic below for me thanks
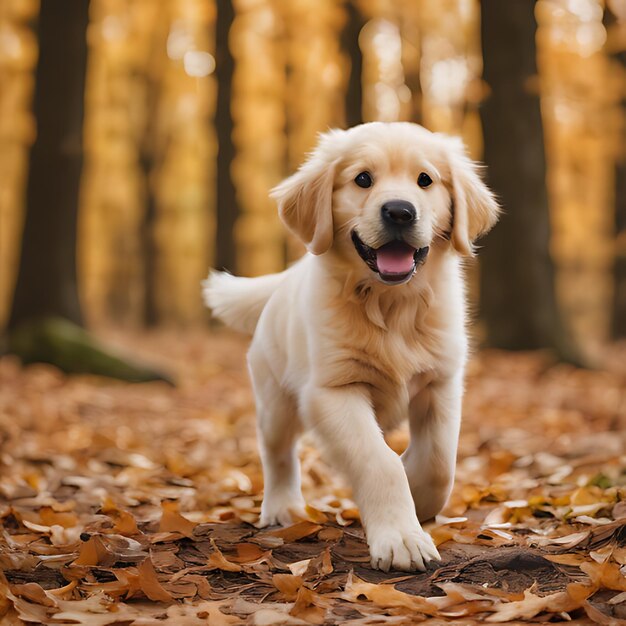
[341,1,364,128]
[215,0,238,272]
[8,0,89,330]
[140,17,168,327]
[608,21,626,337]
[613,68,626,338]
[479,0,575,356]
[5,0,171,383]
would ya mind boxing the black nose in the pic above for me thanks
[381,200,416,226]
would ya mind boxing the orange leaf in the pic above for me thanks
[10,583,56,608]
[72,535,113,566]
[580,560,626,592]
[138,557,173,603]
[342,573,437,615]
[272,574,303,600]
[101,498,140,536]
[228,542,269,564]
[318,527,343,542]
[38,507,78,529]
[545,553,586,566]
[304,505,328,524]
[291,585,327,624]
[206,540,242,572]
[486,584,596,622]
[304,547,333,578]
[265,521,322,543]
[158,501,196,538]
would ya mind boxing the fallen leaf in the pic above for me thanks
[10,583,56,608]
[137,557,174,602]
[72,535,114,566]
[486,583,595,622]
[158,501,196,538]
[580,560,626,592]
[206,539,242,572]
[264,521,323,543]
[317,527,343,542]
[272,574,304,600]
[342,573,437,615]
[101,498,141,536]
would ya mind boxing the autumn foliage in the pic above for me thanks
[0,331,624,624]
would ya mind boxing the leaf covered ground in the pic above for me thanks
[0,329,625,625]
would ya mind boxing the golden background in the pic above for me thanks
[0,0,623,350]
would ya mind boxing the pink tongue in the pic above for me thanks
[376,242,416,275]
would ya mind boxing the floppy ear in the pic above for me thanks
[444,137,500,256]
[270,137,339,256]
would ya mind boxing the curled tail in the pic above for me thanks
[202,270,285,335]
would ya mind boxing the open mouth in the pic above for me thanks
[351,231,429,285]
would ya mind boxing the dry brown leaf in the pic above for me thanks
[304,505,329,524]
[206,539,243,572]
[158,500,196,538]
[485,583,595,622]
[10,583,56,608]
[545,552,587,566]
[110,566,143,599]
[583,600,626,626]
[232,600,309,626]
[101,498,141,536]
[529,530,590,548]
[162,578,198,598]
[288,558,311,576]
[290,585,328,624]
[137,557,174,602]
[580,560,626,592]
[342,573,437,615]
[8,595,53,624]
[304,547,333,578]
[183,574,214,600]
[612,501,626,520]
[72,535,114,566]
[272,573,304,599]
[38,507,79,529]
[46,580,78,599]
[50,592,115,624]
[228,542,268,563]
[264,521,323,543]
[166,600,243,625]
[317,527,343,542]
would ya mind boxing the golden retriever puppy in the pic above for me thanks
[204,122,499,572]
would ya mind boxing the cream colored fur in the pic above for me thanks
[203,122,499,572]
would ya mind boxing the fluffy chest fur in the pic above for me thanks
[316,249,466,429]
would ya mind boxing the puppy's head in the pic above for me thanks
[271,122,499,285]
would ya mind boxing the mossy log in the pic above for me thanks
[6,317,174,384]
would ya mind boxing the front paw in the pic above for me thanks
[367,524,440,572]
[259,495,307,527]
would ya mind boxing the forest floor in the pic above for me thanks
[0,329,625,625]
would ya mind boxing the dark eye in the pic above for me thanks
[354,171,373,188]
[418,172,433,188]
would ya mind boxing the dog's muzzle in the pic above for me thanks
[351,230,429,286]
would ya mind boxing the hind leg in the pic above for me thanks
[248,351,305,526]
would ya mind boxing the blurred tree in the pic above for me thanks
[341,1,364,128]
[479,0,576,358]
[8,0,87,331]
[215,0,237,272]
[6,0,169,383]
[605,11,626,338]
[140,13,168,327]
[613,76,626,339]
